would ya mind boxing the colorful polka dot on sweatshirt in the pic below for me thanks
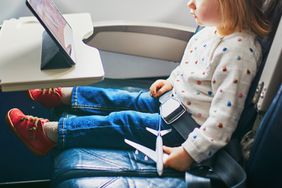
[217,123,223,128]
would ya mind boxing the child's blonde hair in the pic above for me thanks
[217,0,272,37]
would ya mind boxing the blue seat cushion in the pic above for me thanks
[55,176,185,188]
[52,148,186,188]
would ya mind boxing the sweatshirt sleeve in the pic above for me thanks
[167,65,181,86]
[181,50,258,162]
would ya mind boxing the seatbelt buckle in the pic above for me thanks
[159,90,174,104]
[160,96,186,124]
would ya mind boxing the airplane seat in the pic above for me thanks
[51,2,282,188]
[225,0,282,163]
[233,0,282,139]
[245,1,282,187]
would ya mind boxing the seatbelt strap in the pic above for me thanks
[171,111,200,139]
[212,150,246,188]
[159,91,246,187]
[169,106,246,188]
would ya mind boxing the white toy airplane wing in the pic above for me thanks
[125,139,169,162]
[146,127,172,136]
[124,139,157,161]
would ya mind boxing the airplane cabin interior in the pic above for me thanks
[0,0,281,188]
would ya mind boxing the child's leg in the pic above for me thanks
[57,111,185,150]
[71,86,160,115]
[7,108,185,155]
[28,86,159,115]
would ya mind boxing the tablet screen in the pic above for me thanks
[26,0,76,63]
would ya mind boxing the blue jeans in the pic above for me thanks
[57,86,185,150]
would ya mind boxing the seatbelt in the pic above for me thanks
[177,120,246,188]
[173,116,246,188]
[185,150,246,188]
[159,92,247,188]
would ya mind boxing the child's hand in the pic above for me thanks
[163,146,194,172]
[150,79,173,97]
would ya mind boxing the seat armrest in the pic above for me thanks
[86,21,196,62]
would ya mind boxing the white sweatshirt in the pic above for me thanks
[167,26,261,162]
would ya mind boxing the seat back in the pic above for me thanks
[234,0,282,139]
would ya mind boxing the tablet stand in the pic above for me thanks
[41,31,74,70]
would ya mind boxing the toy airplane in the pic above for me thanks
[124,127,172,176]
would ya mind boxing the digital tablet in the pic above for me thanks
[26,0,76,66]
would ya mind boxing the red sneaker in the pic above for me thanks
[28,88,63,108]
[6,108,55,155]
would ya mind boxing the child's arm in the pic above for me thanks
[163,145,194,171]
